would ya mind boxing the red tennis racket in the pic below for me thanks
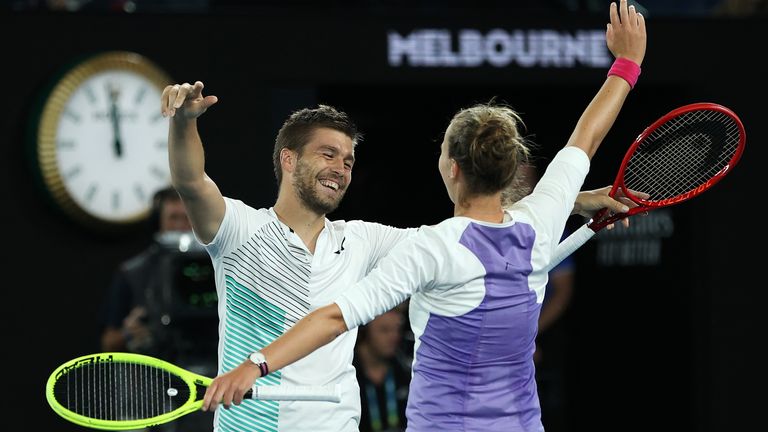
[548,102,745,271]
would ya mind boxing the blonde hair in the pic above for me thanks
[446,102,532,196]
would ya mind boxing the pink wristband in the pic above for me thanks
[607,57,641,89]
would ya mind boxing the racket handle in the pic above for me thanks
[546,223,597,272]
[247,383,342,402]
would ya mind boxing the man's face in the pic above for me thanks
[365,310,403,360]
[159,199,191,232]
[292,127,355,215]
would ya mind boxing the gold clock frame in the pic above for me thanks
[32,51,173,232]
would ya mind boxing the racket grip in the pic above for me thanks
[247,383,342,402]
[545,223,597,272]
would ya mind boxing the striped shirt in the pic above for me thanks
[336,147,590,432]
[203,201,415,432]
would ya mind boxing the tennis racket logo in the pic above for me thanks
[548,102,745,271]
[655,177,719,206]
[54,353,114,380]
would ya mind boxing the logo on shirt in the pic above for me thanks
[334,237,346,254]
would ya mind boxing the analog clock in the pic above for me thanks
[30,51,173,231]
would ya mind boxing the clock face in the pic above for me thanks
[33,52,173,230]
[56,70,169,222]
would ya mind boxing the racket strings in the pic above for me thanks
[53,360,191,421]
[624,109,741,201]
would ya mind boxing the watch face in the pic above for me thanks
[249,352,267,365]
[33,51,173,229]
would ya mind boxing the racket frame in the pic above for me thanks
[47,352,342,430]
[46,352,210,431]
[547,102,745,272]
[589,102,745,231]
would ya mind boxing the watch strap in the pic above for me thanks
[249,351,269,377]
[257,361,269,378]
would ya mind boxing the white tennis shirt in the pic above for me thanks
[202,200,415,432]
[336,146,590,431]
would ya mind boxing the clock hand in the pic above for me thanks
[108,84,123,158]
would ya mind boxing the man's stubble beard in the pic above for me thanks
[293,158,347,215]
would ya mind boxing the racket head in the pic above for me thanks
[591,102,745,231]
[46,352,211,431]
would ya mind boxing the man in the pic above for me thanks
[162,92,416,431]
[354,307,411,432]
[161,82,636,431]
[99,186,192,353]
[99,186,216,430]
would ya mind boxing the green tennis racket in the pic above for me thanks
[46,352,341,431]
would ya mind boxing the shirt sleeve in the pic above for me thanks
[199,197,234,259]
[203,197,261,259]
[516,146,590,259]
[335,228,441,330]
[356,221,419,273]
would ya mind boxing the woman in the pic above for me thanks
[203,2,646,431]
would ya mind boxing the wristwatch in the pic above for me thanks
[248,351,269,377]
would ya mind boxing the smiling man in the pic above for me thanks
[161,84,417,432]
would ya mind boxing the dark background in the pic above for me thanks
[2,3,765,431]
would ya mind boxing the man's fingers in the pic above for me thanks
[173,83,194,109]
[193,80,204,95]
[161,81,217,118]
[162,84,180,116]
[203,95,219,110]
[161,85,171,116]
